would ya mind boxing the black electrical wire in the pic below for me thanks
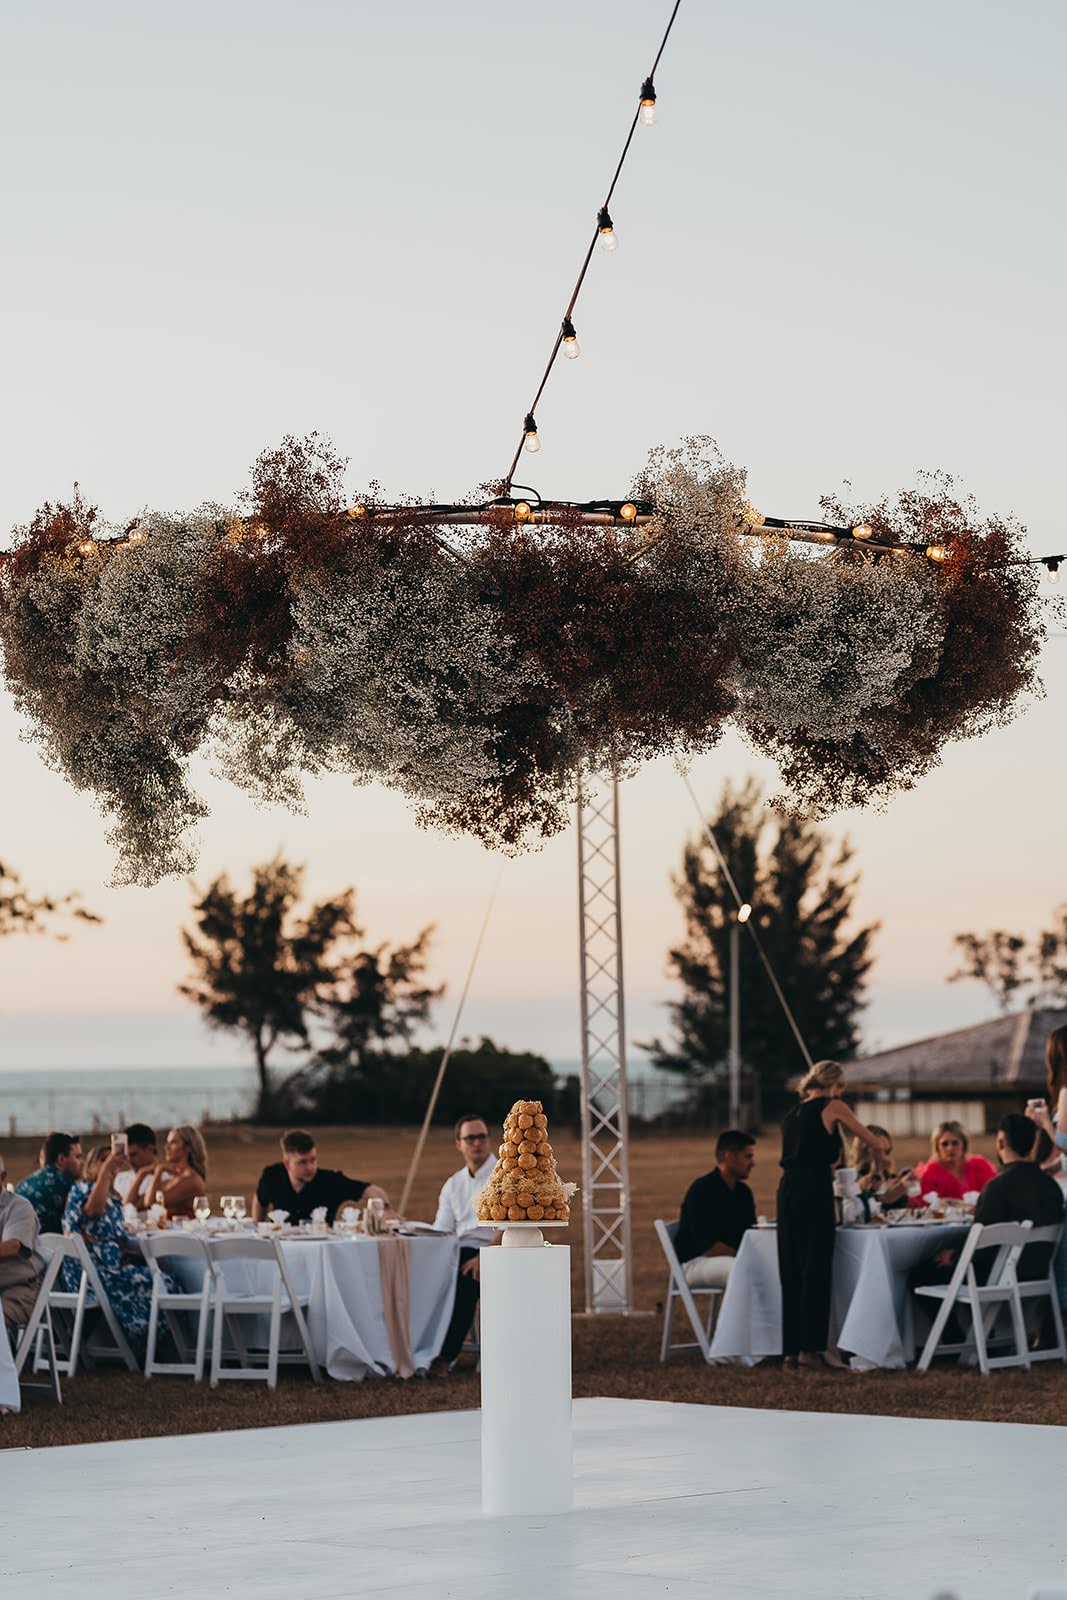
[502,0,683,491]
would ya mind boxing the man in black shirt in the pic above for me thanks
[253,1128,393,1224]
[674,1129,757,1288]
[974,1114,1064,1280]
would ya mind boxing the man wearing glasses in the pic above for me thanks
[427,1114,500,1378]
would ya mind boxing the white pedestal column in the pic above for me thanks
[480,1238,572,1516]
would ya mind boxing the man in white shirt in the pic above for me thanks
[0,1156,45,1335]
[427,1113,499,1378]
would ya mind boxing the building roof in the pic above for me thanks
[847,1007,1067,1092]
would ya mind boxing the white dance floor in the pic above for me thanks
[1,1397,1061,1599]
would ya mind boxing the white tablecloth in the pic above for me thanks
[709,1222,970,1369]
[0,1319,19,1412]
[166,1232,460,1380]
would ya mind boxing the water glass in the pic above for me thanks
[194,1196,211,1224]
[232,1195,247,1221]
[364,1197,384,1236]
[220,1195,235,1221]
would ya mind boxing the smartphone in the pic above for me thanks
[111,1132,128,1157]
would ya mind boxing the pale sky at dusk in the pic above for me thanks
[1,1,1064,1072]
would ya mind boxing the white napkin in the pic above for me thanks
[962,1190,979,1206]
[122,1203,138,1226]
[923,1191,941,1209]
[310,1206,328,1224]
[268,1209,289,1225]
[146,1203,165,1224]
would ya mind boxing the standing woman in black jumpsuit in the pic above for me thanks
[777,1059,888,1370]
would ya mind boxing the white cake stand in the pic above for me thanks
[500,1220,569,1248]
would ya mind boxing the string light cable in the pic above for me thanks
[501,0,683,492]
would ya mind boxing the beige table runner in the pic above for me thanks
[376,1236,415,1378]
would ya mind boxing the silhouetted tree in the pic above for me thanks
[950,907,1067,1011]
[0,860,99,938]
[180,855,438,1118]
[647,778,877,1109]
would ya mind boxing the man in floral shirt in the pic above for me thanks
[16,1131,83,1234]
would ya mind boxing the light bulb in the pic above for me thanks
[597,206,618,252]
[523,413,540,453]
[1048,560,1061,584]
[126,529,145,545]
[737,903,752,923]
[926,544,949,562]
[619,502,638,522]
[514,501,532,523]
[561,317,580,358]
[639,76,657,125]
[78,539,97,555]
[852,524,873,540]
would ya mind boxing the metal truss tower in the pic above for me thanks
[576,770,633,1314]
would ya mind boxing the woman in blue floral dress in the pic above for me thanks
[62,1144,175,1353]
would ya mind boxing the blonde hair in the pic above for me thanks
[930,1119,969,1159]
[850,1124,890,1173]
[798,1060,845,1097]
[83,1145,111,1182]
[169,1124,208,1180]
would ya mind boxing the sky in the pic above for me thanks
[0,0,1064,1072]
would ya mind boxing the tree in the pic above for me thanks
[646,778,877,1109]
[949,907,1067,1011]
[180,855,436,1118]
[0,860,100,938]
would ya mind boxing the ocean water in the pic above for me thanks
[0,1058,681,1136]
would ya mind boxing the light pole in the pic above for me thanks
[728,903,752,1127]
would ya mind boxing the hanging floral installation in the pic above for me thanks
[0,436,1046,884]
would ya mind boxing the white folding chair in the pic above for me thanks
[1014,1223,1067,1364]
[654,1219,724,1363]
[206,1235,321,1388]
[11,1259,63,1404]
[143,1233,213,1380]
[915,1220,1031,1374]
[30,1233,138,1376]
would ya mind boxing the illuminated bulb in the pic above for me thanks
[852,524,873,540]
[737,902,752,923]
[514,501,532,523]
[78,539,97,555]
[926,543,949,562]
[347,503,367,519]
[1048,560,1061,584]
[127,529,145,545]
[561,317,580,359]
[619,502,638,522]
[597,206,618,252]
[523,413,540,454]
[639,77,657,125]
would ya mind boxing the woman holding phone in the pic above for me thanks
[777,1060,889,1371]
[61,1142,174,1353]
[144,1126,208,1219]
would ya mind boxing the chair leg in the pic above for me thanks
[210,1296,225,1386]
[917,1293,957,1373]
[660,1286,675,1363]
[1048,1286,1067,1362]
[971,1299,990,1375]
[193,1290,210,1382]
[267,1296,281,1390]
[145,1290,160,1378]
[68,1288,88,1375]
[1008,1291,1030,1372]
[43,1306,63,1404]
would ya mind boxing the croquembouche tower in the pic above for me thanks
[477,1099,574,1516]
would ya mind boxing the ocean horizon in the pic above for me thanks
[0,1056,676,1137]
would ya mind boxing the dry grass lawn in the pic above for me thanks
[4,1123,1065,1449]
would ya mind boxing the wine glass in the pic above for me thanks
[232,1195,247,1222]
[194,1195,211,1224]
[220,1194,235,1222]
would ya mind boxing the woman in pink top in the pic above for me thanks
[913,1120,996,1200]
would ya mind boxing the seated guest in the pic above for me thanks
[61,1144,174,1355]
[16,1131,84,1234]
[0,1154,45,1336]
[848,1126,911,1210]
[114,1123,159,1208]
[253,1129,391,1223]
[428,1114,501,1378]
[913,1120,996,1201]
[143,1125,208,1218]
[910,1114,1065,1316]
[674,1129,757,1288]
